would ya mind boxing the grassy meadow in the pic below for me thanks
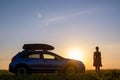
[0,69,120,80]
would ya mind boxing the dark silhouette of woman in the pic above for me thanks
[93,46,102,73]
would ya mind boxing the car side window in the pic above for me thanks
[29,53,40,58]
[43,54,55,60]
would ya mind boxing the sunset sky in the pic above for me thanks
[0,0,120,70]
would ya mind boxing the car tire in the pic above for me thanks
[16,66,28,75]
[60,60,80,74]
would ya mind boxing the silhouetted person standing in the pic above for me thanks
[93,46,102,73]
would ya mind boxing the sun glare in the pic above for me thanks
[68,48,83,61]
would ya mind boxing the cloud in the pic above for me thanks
[43,16,65,26]
[42,9,93,26]
[38,13,43,18]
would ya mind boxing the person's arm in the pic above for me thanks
[99,52,101,59]
[94,52,96,60]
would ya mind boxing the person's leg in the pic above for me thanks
[95,66,97,73]
[98,66,100,73]
[96,66,100,73]
[97,66,102,77]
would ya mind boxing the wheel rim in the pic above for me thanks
[17,67,27,75]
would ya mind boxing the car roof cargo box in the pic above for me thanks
[23,44,54,50]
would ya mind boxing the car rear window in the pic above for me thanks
[29,53,40,58]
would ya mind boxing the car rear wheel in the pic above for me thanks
[16,66,28,75]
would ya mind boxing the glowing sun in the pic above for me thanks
[68,48,83,61]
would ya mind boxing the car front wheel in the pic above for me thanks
[60,60,81,74]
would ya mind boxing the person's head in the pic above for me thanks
[96,46,99,51]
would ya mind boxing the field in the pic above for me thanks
[0,70,120,80]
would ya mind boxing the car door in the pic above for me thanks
[25,52,44,71]
[43,52,63,71]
